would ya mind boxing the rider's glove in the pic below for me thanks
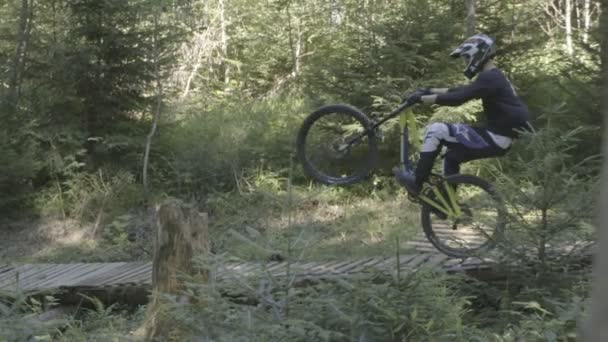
[405,90,427,104]
[417,87,433,95]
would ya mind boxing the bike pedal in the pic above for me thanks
[407,193,420,203]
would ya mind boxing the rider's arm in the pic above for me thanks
[422,87,458,103]
[422,72,495,105]
[429,88,449,94]
[430,86,467,94]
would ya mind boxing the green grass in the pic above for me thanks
[206,178,423,262]
[1,176,424,265]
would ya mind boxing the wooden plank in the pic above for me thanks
[400,253,432,272]
[0,269,18,290]
[305,260,340,274]
[371,256,396,271]
[335,258,370,274]
[94,262,146,286]
[292,260,321,274]
[300,263,328,277]
[229,262,260,276]
[421,253,449,270]
[324,259,354,274]
[0,265,24,289]
[375,255,415,273]
[265,261,285,273]
[349,257,386,273]
[99,262,151,286]
[69,263,129,287]
[38,263,103,290]
[123,264,153,285]
[443,257,489,272]
[67,263,130,288]
[18,264,79,291]
[0,264,44,289]
[407,240,434,248]
[113,262,152,285]
[225,262,248,272]
[304,260,364,277]
[0,265,14,275]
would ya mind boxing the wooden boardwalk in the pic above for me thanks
[0,252,489,296]
[0,235,594,301]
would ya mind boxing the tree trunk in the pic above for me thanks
[539,209,548,265]
[584,0,591,43]
[585,70,608,341]
[566,0,574,54]
[6,0,33,112]
[465,0,476,36]
[584,1,608,339]
[286,2,300,77]
[143,7,163,201]
[294,18,303,75]
[141,200,210,341]
[219,0,230,86]
[576,0,582,30]
[330,0,342,26]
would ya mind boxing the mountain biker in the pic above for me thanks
[394,33,532,195]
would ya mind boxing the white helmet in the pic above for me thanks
[450,33,497,79]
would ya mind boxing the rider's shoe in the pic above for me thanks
[394,167,449,219]
[393,167,421,195]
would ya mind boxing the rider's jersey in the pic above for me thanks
[435,68,531,138]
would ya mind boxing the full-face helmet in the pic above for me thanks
[450,33,497,79]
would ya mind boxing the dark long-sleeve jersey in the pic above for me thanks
[435,68,531,138]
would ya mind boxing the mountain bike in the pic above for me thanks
[295,96,507,258]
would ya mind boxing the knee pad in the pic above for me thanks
[421,123,452,153]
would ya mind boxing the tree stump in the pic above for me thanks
[139,199,210,341]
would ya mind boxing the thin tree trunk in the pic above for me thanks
[17,0,34,102]
[7,0,32,111]
[576,0,582,30]
[330,0,342,26]
[584,0,591,43]
[143,77,162,200]
[465,0,476,36]
[294,17,302,75]
[219,0,230,85]
[539,209,548,265]
[181,62,200,99]
[566,0,574,54]
[285,2,298,76]
[143,6,163,201]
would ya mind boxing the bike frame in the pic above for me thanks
[348,99,463,219]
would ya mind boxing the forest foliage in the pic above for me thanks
[0,0,602,213]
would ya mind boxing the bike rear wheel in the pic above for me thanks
[421,174,506,258]
[296,104,377,186]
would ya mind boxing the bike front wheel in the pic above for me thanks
[421,174,507,258]
[296,104,377,186]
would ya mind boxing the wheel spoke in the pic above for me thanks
[422,176,505,257]
[297,105,376,185]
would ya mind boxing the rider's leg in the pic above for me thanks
[443,155,460,176]
[439,141,508,214]
[396,123,510,193]
[395,123,457,194]
[442,135,509,177]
